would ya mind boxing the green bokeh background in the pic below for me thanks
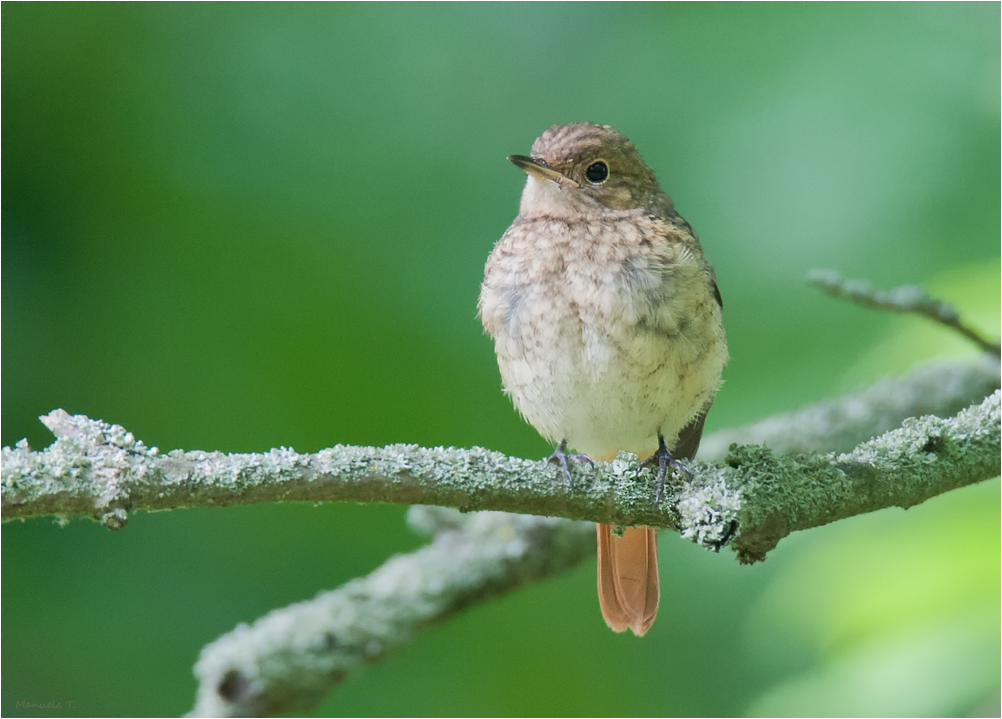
[3,4,999,717]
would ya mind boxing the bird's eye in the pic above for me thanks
[585,161,609,184]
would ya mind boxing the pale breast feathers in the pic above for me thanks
[480,215,712,344]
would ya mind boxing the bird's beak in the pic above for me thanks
[508,155,580,189]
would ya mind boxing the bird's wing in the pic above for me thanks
[673,401,711,460]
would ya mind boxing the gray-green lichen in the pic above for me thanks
[676,466,741,548]
[717,389,1001,562]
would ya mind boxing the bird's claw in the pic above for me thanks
[548,439,594,489]
[639,434,690,505]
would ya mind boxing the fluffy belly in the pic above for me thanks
[496,318,722,459]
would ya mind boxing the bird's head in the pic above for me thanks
[509,122,673,219]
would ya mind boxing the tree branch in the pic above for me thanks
[708,388,999,561]
[4,360,999,718]
[2,360,998,553]
[185,384,999,717]
[808,269,1001,356]
[699,355,1001,459]
[189,507,594,717]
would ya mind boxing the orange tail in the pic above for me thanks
[596,523,659,636]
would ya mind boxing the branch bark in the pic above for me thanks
[184,378,999,718]
[3,359,999,718]
[3,358,999,553]
[699,355,1001,459]
[808,269,1001,356]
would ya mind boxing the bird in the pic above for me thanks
[478,122,728,636]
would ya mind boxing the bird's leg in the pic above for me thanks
[548,439,595,489]
[639,433,690,505]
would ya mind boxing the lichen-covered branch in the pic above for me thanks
[185,389,1000,718]
[706,389,999,561]
[3,369,999,556]
[189,508,594,717]
[4,363,999,718]
[808,269,1002,356]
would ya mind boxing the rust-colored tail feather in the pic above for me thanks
[597,523,659,636]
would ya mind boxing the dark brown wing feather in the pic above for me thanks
[673,402,712,461]
[711,278,723,310]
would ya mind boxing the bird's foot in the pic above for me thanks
[639,434,691,505]
[548,439,594,489]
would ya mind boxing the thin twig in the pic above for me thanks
[808,269,1001,356]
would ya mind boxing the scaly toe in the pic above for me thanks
[547,440,594,489]
[640,434,691,505]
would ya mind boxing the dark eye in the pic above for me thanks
[585,161,609,184]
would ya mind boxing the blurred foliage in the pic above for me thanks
[2,3,998,717]
[746,478,1000,717]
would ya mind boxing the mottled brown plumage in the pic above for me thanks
[479,122,727,636]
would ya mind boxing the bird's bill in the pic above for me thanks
[508,155,580,188]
